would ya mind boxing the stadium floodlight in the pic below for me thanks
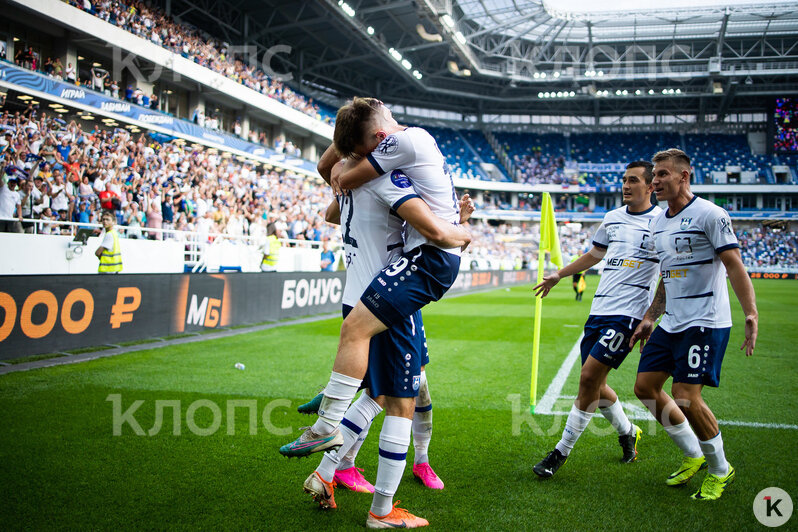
[538,92,544,98]
[462,69,471,76]
[401,59,412,70]
[622,90,628,95]
[569,91,575,97]
[557,91,563,97]
[554,72,560,78]
[367,26,375,35]
[675,88,681,94]
[441,14,455,29]
[454,31,467,44]
[413,70,423,79]
[337,0,356,17]
[533,72,541,78]
[616,89,622,95]
[389,48,402,61]
[649,89,655,94]
[635,89,641,95]
[597,71,604,76]
[544,92,550,97]
[540,72,547,78]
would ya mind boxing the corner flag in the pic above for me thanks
[530,192,562,412]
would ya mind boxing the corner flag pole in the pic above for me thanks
[530,192,563,413]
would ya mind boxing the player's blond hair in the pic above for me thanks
[652,148,692,172]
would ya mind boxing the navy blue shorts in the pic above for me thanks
[343,305,427,398]
[638,326,731,387]
[580,315,641,370]
[360,245,460,329]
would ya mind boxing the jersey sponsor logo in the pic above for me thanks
[390,170,412,189]
[377,135,399,155]
[719,217,732,234]
[280,277,342,309]
[605,257,644,269]
[674,236,693,255]
[662,268,688,278]
[680,217,692,230]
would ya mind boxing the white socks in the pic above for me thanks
[599,400,633,436]
[663,420,703,459]
[699,431,729,477]
[371,416,412,517]
[338,419,371,471]
[555,405,593,456]
[412,371,432,465]
[316,392,382,482]
[312,371,362,435]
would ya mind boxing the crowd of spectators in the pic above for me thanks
[737,226,798,270]
[511,151,568,185]
[0,107,337,245]
[62,0,330,123]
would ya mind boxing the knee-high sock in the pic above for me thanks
[370,416,412,517]
[555,404,593,456]
[599,399,633,436]
[338,419,372,471]
[311,371,362,435]
[412,371,432,465]
[662,420,703,459]
[699,431,729,477]
[316,393,382,482]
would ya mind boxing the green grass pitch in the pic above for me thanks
[1,279,796,530]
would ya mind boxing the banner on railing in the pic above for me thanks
[0,269,533,359]
[0,61,318,174]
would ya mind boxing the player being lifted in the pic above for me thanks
[531,161,661,478]
[279,97,468,467]
[630,149,757,501]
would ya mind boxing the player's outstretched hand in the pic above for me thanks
[629,318,655,353]
[741,314,758,356]
[533,272,560,298]
[459,194,475,224]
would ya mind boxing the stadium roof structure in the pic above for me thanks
[161,0,798,124]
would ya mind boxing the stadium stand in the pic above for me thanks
[56,0,336,124]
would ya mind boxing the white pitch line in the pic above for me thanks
[536,333,798,430]
[536,333,583,414]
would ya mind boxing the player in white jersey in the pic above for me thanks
[630,149,758,501]
[530,162,661,478]
[279,98,470,479]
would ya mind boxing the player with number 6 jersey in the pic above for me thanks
[531,161,661,478]
[630,149,758,501]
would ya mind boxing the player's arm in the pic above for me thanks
[335,156,379,192]
[458,193,475,224]
[396,198,471,249]
[325,199,341,225]
[533,246,606,297]
[629,279,665,351]
[317,143,340,184]
[720,248,758,356]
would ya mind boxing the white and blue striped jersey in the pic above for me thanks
[652,196,739,333]
[339,170,419,307]
[590,205,662,320]
[367,127,461,256]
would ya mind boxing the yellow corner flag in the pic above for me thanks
[530,192,563,412]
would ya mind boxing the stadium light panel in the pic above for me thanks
[401,59,412,70]
[455,31,467,45]
[441,14,455,29]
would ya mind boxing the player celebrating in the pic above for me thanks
[279,98,468,467]
[630,149,757,501]
[531,162,661,478]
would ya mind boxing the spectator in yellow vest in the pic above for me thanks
[261,222,281,272]
[95,210,122,273]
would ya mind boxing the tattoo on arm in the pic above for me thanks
[645,281,666,321]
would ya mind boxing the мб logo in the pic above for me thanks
[754,487,793,527]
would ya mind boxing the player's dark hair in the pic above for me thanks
[652,148,691,171]
[626,160,654,184]
[333,97,382,158]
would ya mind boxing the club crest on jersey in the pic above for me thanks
[391,170,412,188]
[377,135,399,155]
[412,375,420,390]
[719,217,732,234]
[680,217,692,230]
